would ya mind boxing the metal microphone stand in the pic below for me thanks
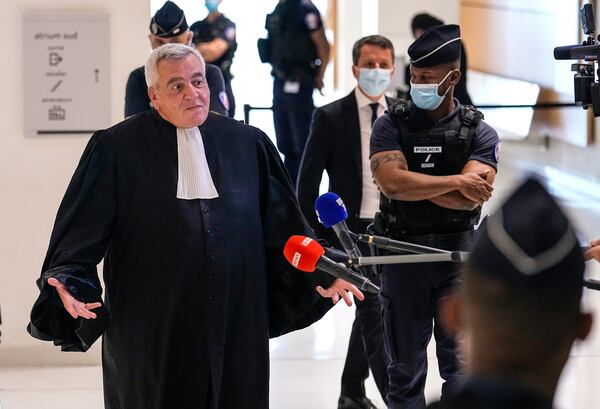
[351,233,600,292]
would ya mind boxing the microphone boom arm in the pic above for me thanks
[357,234,452,254]
[349,252,469,266]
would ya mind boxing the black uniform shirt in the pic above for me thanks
[190,14,237,80]
[370,99,499,171]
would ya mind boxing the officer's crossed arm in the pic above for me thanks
[196,38,229,63]
[370,150,494,208]
[309,28,330,91]
[429,160,496,210]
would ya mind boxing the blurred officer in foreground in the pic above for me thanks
[125,1,229,117]
[429,177,593,408]
[259,0,330,185]
[370,24,499,408]
[191,0,237,117]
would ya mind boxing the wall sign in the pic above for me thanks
[23,11,110,136]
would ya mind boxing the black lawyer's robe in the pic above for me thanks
[28,110,335,409]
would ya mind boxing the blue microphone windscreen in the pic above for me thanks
[315,192,348,228]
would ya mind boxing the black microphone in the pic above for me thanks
[284,236,380,294]
[584,279,600,291]
[324,246,352,264]
[314,255,380,294]
[554,43,600,60]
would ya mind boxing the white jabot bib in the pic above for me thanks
[176,127,219,200]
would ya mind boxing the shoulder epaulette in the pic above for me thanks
[387,99,412,118]
[460,105,484,128]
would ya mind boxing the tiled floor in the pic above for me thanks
[2,140,600,408]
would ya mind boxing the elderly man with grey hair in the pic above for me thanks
[28,43,362,409]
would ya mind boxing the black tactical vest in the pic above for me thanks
[193,16,237,80]
[265,0,318,81]
[377,101,484,236]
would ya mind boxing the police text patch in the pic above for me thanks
[414,146,442,153]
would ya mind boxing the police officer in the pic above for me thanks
[369,25,500,408]
[190,0,237,117]
[428,178,593,409]
[262,0,330,185]
[124,1,229,117]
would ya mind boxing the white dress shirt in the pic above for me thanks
[354,88,387,219]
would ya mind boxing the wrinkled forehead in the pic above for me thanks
[358,43,394,62]
[157,54,205,81]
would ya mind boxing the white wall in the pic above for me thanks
[378,0,459,67]
[0,0,150,366]
[335,0,367,95]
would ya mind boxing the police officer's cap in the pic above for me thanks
[408,24,461,68]
[470,178,585,291]
[150,1,189,38]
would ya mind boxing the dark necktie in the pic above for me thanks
[369,102,379,128]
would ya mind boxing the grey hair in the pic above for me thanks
[144,43,206,88]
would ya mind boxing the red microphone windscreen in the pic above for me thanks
[283,235,325,272]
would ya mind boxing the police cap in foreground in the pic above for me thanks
[470,177,585,292]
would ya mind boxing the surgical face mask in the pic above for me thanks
[205,0,220,13]
[358,68,392,97]
[410,70,455,110]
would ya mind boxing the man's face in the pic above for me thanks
[148,54,210,128]
[149,31,193,49]
[351,43,395,80]
[205,0,222,10]
[410,64,459,94]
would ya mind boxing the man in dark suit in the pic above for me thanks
[297,35,396,409]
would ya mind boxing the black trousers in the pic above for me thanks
[380,231,472,409]
[340,221,389,404]
[272,78,314,185]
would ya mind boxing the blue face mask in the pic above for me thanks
[358,68,392,97]
[410,70,455,110]
[205,0,220,13]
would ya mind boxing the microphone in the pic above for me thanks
[553,43,600,60]
[283,235,380,294]
[315,192,364,264]
[584,279,600,291]
[357,233,451,254]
